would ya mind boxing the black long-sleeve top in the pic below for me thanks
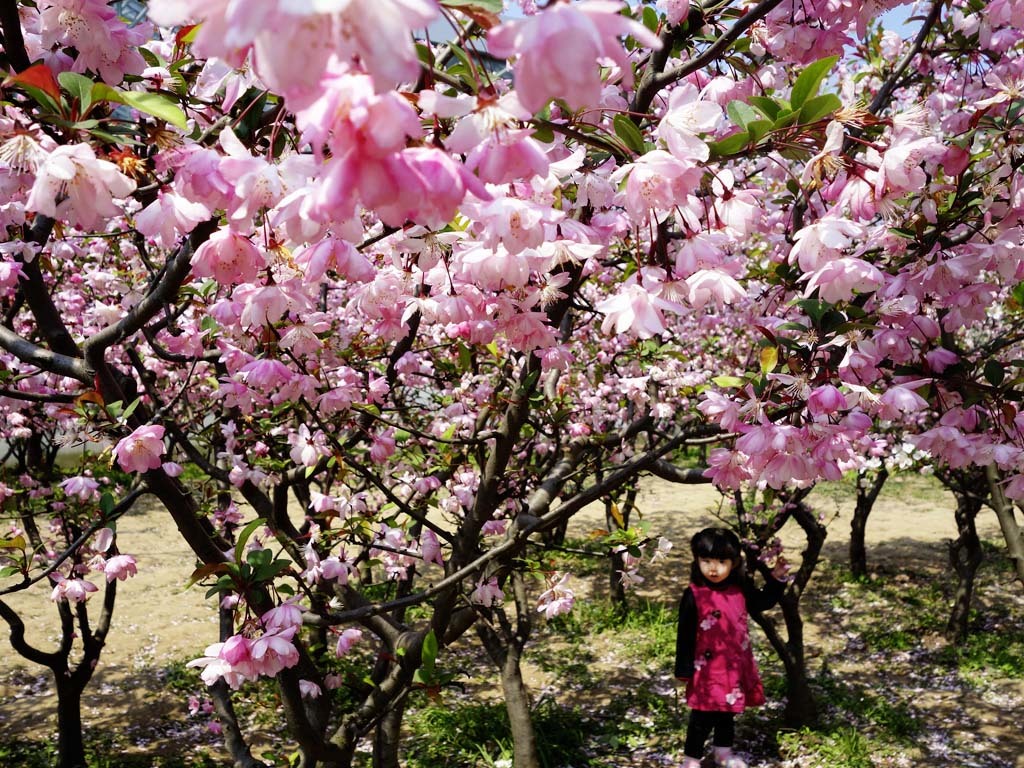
[674,576,786,679]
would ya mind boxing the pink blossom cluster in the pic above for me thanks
[187,605,304,689]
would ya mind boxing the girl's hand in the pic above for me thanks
[771,556,793,582]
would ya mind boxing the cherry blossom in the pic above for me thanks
[488,0,661,113]
[113,425,166,474]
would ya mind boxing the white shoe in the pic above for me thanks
[714,748,747,768]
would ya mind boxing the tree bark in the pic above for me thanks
[748,496,823,728]
[372,699,406,768]
[475,571,540,768]
[499,641,539,768]
[54,673,87,768]
[850,467,887,579]
[606,487,636,605]
[986,465,1024,589]
[946,489,984,643]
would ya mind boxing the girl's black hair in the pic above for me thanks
[689,527,747,587]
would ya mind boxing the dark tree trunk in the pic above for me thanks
[606,488,636,605]
[372,700,406,768]
[55,673,87,768]
[850,467,887,579]
[986,465,1024,589]
[947,490,984,644]
[745,493,822,728]
[476,572,540,768]
[499,641,539,768]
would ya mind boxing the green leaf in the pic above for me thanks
[234,518,266,564]
[121,397,142,422]
[772,110,799,130]
[139,48,163,68]
[796,299,828,323]
[247,548,273,568]
[642,4,660,32]
[447,43,474,75]
[746,118,773,144]
[726,100,761,130]
[253,557,292,582]
[748,96,782,120]
[118,90,189,130]
[91,83,188,130]
[415,41,433,66]
[99,492,116,516]
[531,123,554,143]
[612,114,645,154]
[798,93,842,125]
[0,535,26,550]
[0,565,22,578]
[790,55,838,110]
[984,360,1005,387]
[58,71,95,113]
[711,375,745,388]
[708,130,750,158]
[422,629,439,668]
[441,0,502,11]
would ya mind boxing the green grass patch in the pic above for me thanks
[0,738,220,768]
[546,597,676,664]
[778,726,899,768]
[404,698,593,768]
[938,627,1024,678]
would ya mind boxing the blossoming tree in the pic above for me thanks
[3,0,1024,766]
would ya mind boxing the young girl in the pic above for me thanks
[674,527,790,768]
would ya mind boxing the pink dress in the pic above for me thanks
[684,583,765,713]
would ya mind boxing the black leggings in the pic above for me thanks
[684,709,736,757]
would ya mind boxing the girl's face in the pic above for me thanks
[698,557,736,584]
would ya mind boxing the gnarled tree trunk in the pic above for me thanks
[986,465,1024,589]
[476,571,540,768]
[946,487,984,643]
[850,467,887,579]
[743,492,822,728]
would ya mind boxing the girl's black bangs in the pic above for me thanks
[691,529,741,560]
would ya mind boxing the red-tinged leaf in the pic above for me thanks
[175,24,200,47]
[1002,402,1017,427]
[6,63,61,103]
[186,562,230,588]
[754,325,778,344]
[76,390,106,407]
[454,7,501,29]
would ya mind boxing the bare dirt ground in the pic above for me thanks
[1,475,1022,766]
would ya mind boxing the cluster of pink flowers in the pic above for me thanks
[187,604,304,689]
[49,526,138,603]
[536,573,575,619]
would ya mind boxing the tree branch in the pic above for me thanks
[0,0,31,73]
[632,0,787,117]
[868,2,943,117]
[82,219,219,364]
[16,215,82,359]
[0,324,92,384]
